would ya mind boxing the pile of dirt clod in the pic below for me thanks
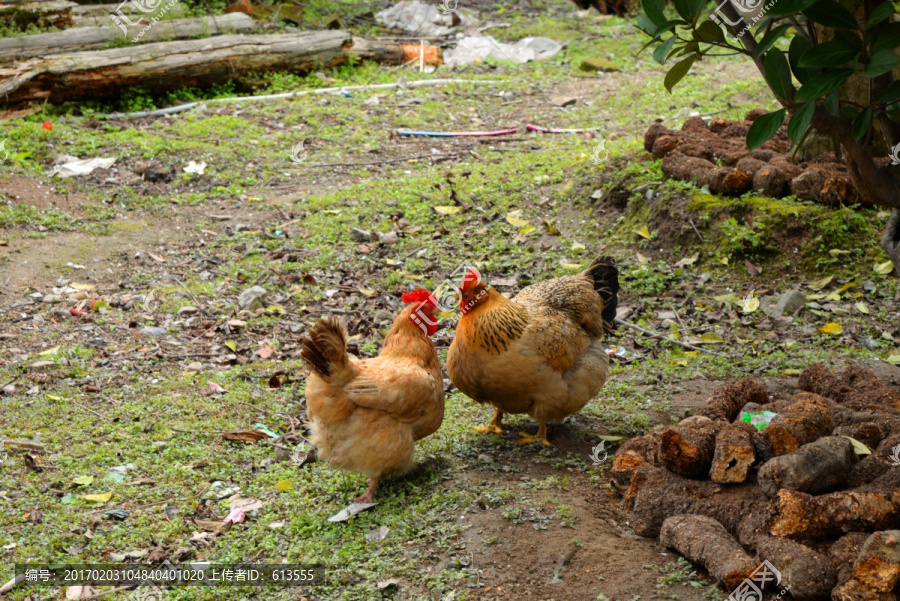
[613,363,900,600]
[644,111,886,206]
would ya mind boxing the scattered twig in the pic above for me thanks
[97,78,501,119]
[669,304,690,340]
[303,151,466,168]
[1,439,45,451]
[173,277,216,319]
[0,574,24,594]
[689,219,705,243]
[82,498,173,517]
[615,319,729,357]
[85,585,136,599]
[73,400,108,420]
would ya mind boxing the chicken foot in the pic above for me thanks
[519,421,552,447]
[355,478,379,503]
[473,409,507,435]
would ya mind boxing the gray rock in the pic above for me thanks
[42,294,63,303]
[238,286,267,311]
[29,361,56,372]
[177,306,199,315]
[761,290,807,318]
[141,327,167,337]
[198,271,213,281]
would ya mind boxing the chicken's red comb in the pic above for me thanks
[402,288,435,305]
[461,269,481,289]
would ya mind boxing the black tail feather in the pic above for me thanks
[584,256,619,332]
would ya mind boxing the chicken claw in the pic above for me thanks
[473,409,507,435]
[355,478,379,503]
[518,423,552,447]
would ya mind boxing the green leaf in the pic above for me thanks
[651,18,688,37]
[765,49,793,102]
[872,23,900,54]
[852,106,873,141]
[825,91,841,115]
[866,2,896,29]
[756,24,793,56]
[802,0,859,29]
[789,35,817,84]
[746,109,787,151]
[795,69,854,103]
[664,54,697,93]
[672,0,706,23]
[788,101,816,144]
[694,19,726,43]
[642,0,667,26]
[653,36,678,65]
[842,436,872,456]
[766,0,817,17]
[866,49,900,78]
[878,81,900,105]
[637,13,659,36]
[798,40,860,67]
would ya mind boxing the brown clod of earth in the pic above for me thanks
[709,421,756,484]
[610,428,663,486]
[800,364,900,412]
[624,465,765,538]
[754,392,833,462]
[831,532,873,586]
[853,531,900,593]
[659,514,758,589]
[696,378,769,422]
[757,436,857,498]
[754,535,836,601]
[645,111,867,206]
[769,470,900,540]
[657,415,721,479]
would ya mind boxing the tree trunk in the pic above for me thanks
[0,13,254,62]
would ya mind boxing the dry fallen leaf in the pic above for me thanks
[634,225,651,239]
[433,206,463,215]
[819,322,843,335]
[222,430,269,444]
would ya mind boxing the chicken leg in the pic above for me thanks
[518,421,551,447]
[473,408,507,435]
[355,478,379,503]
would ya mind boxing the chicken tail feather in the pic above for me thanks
[301,316,348,379]
[583,256,619,332]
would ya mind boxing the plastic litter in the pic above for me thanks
[740,410,777,429]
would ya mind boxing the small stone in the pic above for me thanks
[227,319,246,329]
[42,294,63,303]
[761,290,807,318]
[152,441,168,451]
[238,286,267,311]
[580,58,620,72]
[198,271,213,281]
[187,362,203,371]
[210,215,232,221]
[29,361,55,372]
[478,454,494,464]
[378,231,399,245]
[550,96,577,107]
[177,306,198,315]
[141,327,167,337]
[350,228,374,242]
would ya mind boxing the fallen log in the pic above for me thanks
[610,428,663,486]
[854,531,900,593]
[755,392,833,462]
[624,465,765,537]
[0,13,254,62]
[0,0,75,29]
[659,515,757,589]
[0,31,427,107]
[709,421,756,484]
[69,2,185,27]
[657,415,721,479]
[757,436,858,498]
[695,378,769,422]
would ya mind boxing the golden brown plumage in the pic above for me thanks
[301,299,444,502]
[447,257,619,446]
